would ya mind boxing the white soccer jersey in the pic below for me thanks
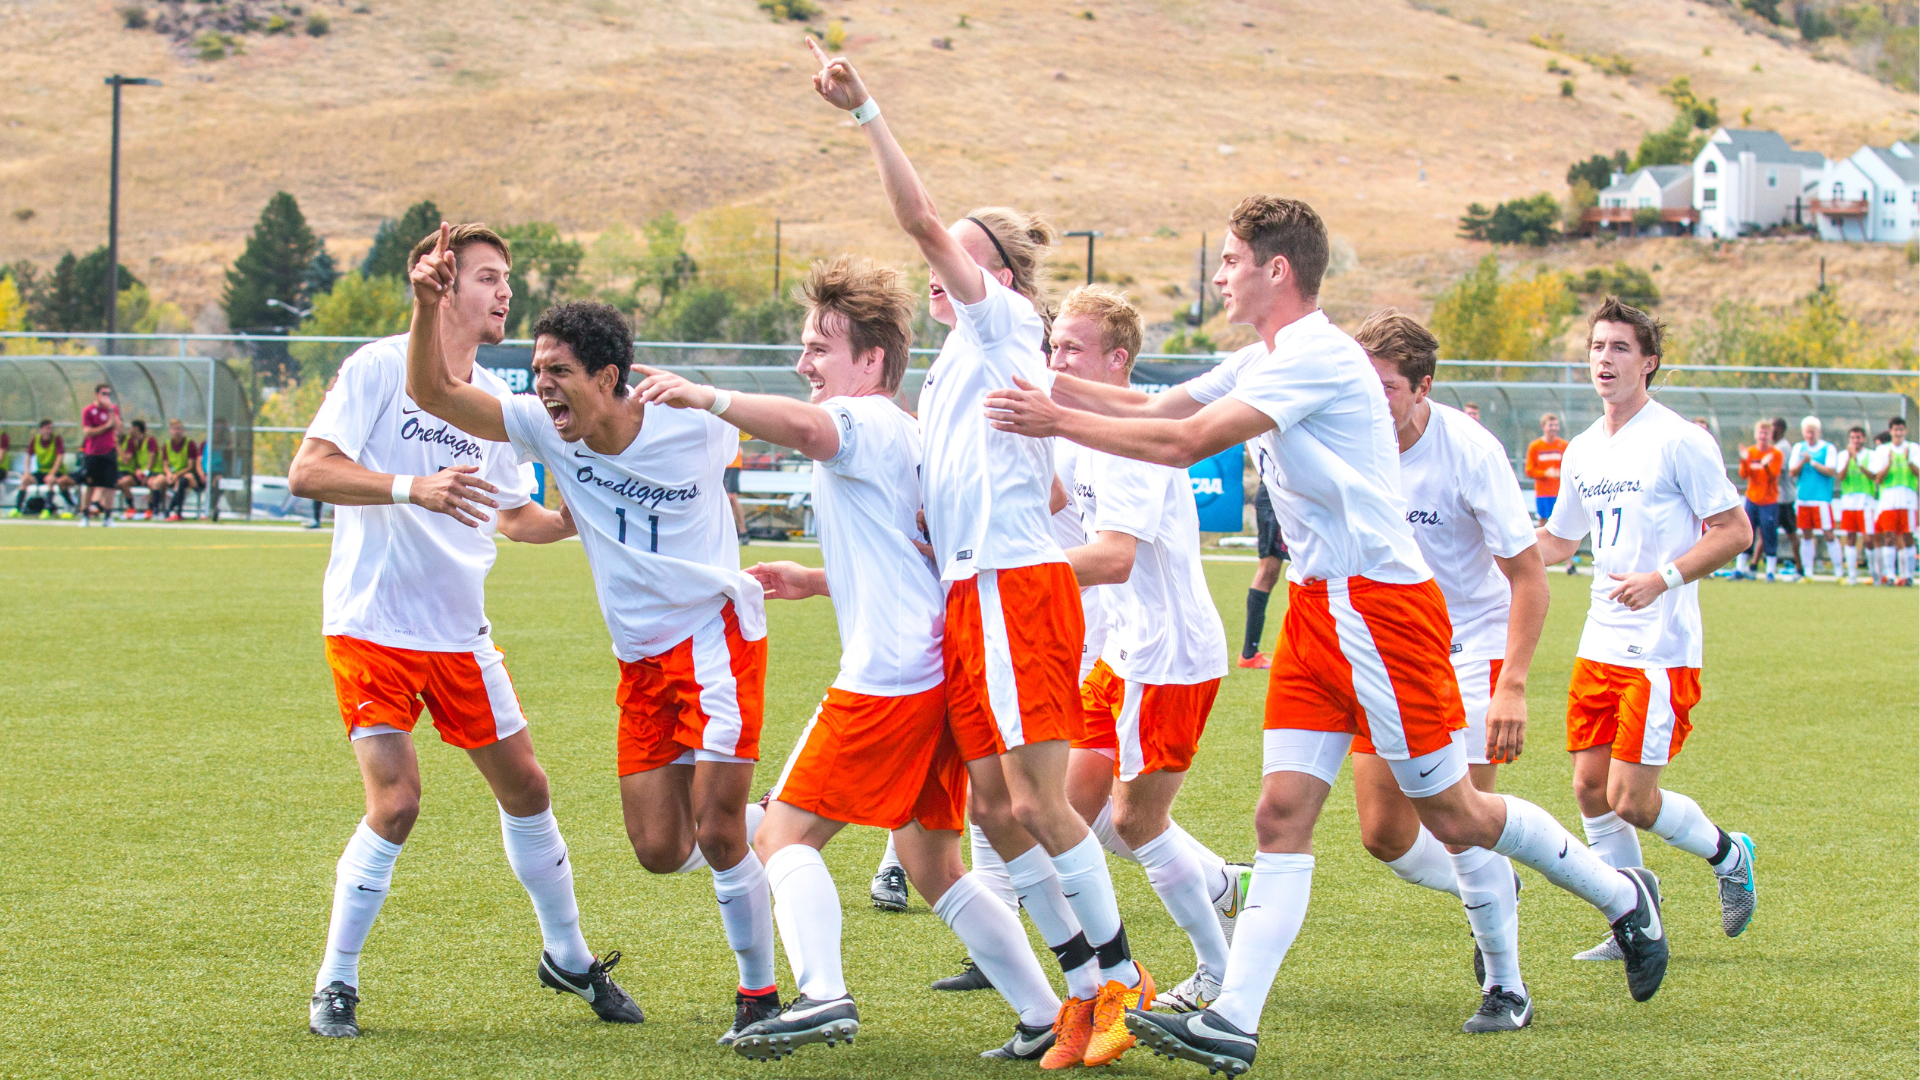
[918,272,1066,582]
[1052,443,1109,677]
[1869,441,1919,511]
[1546,400,1741,669]
[499,395,765,661]
[1398,402,1537,664]
[307,335,534,652]
[1184,311,1430,586]
[812,394,945,696]
[1068,447,1229,686]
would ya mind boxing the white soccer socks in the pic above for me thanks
[766,845,846,1001]
[1799,538,1817,576]
[711,850,777,994]
[876,833,902,874]
[932,872,1061,1027]
[499,806,594,973]
[968,822,1021,912]
[1450,847,1521,992]
[1090,800,1140,862]
[1491,795,1636,922]
[1381,825,1461,897]
[1735,552,1750,574]
[1210,852,1314,1033]
[1826,538,1845,576]
[1006,845,1102,999]
[1649,788,1741,875]
[316,819,403,992]
[1093,800,1234,905]
[1581,810,1645,869]
[1051,832,1138,987]
[1135,827,1231,980]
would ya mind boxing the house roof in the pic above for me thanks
[1707,128,1826,169]
[1868,145,1919,185]
[1600,165,1689,196]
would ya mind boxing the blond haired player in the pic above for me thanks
[403,227,780,1045]
[635,255,1066,1063]
[1533,298,1760,964]
[1785,416,1840,580]
[990,197,1672,1077]
[288,224,638,1039]
[1353,309,1549,1033]
[805,40,1154,1070]
[1048,286,1246,1020]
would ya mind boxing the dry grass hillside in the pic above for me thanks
[2,0,1915,345]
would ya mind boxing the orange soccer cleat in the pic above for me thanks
[1236,652,1271,669]
[1039,997,1095,1070]
[1083,962,1155,1066]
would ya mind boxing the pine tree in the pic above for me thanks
[361,200,442,280]
[223,192,322,334]
[72,246,143,330]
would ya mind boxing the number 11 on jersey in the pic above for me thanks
[613,508,661,552]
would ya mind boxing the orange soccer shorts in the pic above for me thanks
[770,684,967,832]
[1076,658,1220,781]
[615,602,766,776]
[1263,576,1465,760]
[1565,658,1700,767]
[324,635,527,749]
[1838,508,1872,534]
[1874,507,1914,535]
[944,561,1086,756]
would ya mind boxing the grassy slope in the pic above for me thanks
[0,522,1912,1078]
[0,0,1913,334]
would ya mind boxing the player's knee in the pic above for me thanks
[1612,792,1661,831]
[368,799,419,842]
[1252,794,1316,849]
[695,817,746,864]
[630,833,687,875]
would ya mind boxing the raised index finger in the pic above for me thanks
[435,221,451,256]
[805,36,830,68]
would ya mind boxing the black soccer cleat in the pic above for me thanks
[980,1019,1055,1060]
[309,981,360,1038]
[1610,867,1669,1003]
[732,994,860,1061]
[719,987,783,1046]
[870,864,910,912]
[538,950,644,1023]
[1461,985,1533,1034]
[1125,1006,1257,1077]
[931,955,995,992]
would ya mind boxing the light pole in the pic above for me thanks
[1064,230,1103,286]
[266,298,314,324]
[104,74,161,336]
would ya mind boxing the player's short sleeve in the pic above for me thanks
[304,349,397,461]
[1183,344,1260,405]
[819,399,862,475]
[1463,443,1537,558]
[953,272,1029,347]
[1089,454,1166,541]
[498,393,551,467]
[1228,346,1342,436]
[1670,427,1742,519]
[1545,442,1589,540]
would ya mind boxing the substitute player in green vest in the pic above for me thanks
[159,418,203,522]
[1833,426,1877,586]
[117,420,165,519]
[1870,417,1918,585]
[17,419,75,517]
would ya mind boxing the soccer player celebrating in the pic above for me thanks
[806,40,1154,1068]
[988,197,1674,1077]
[404,226,780,1046]
[1524,412,1566,522]
[1530,298,1759,963]
[1869,417,1917,585]
[1354,309,1549,1033]
[635,255,1067,1063]
[1735,420,1782,580]
[1046,286,1245,1017]
[1834,426,1877,585]
[116,419,163,519]
[288,223,638,1039]
[1787,416,1840,580]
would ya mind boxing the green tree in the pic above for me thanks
[1430,255,1503,360]
[1458,202,1494,241]
[1566,150,1630,191]
[1632,117,1708,169]
[223,192,323,334]
[648,286,735,342]
[496,222,584,335]
[640,212,698,313]
[289,271,412,381]
[361,200,442,280]
[1658,76,1720,130]
[1486,193,1562,245]
[27,248,141,332]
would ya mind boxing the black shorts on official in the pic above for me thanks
[83,453,119,489]
[724,466,741,495]
[1254,483,1288,562]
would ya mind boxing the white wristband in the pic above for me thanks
[1659,562,1685,589]
[707,389,733,417]
[849,98,881,126]
[391,474,415,505]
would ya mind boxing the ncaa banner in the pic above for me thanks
[1187,443,1244,532]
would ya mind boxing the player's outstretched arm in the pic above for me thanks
[632,366,841,461]
[403,223,509,443]
[1485,545,1549,763]
[747,560,830,600]
[1532,526,1580,566]
[988,376,1271,468]
[1047,372,1205,421]
[289,438,501,526]
[1064,531,1138,587]
[805,39,987,309]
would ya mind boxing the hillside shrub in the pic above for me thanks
[119,5,147,29]
[1430,254,1578,365]
[1461,194,1562,246]
[1567,262,1660,308]
[306,14,330,36]
[758,0,822,20]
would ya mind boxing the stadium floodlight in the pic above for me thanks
[1064,230,1104,287]
[103,75,163,337]
[266,298,314,323]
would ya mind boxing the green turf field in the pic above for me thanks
[0,521,1913,1079]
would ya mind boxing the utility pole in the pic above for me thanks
[773,218,782,298]
[1192,233,1207,325]
[1064,230,1103,286]
[103,74,161,336]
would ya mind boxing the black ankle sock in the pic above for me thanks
[1242,587,1272,659]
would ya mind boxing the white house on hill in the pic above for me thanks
[1692,128,1827,238]
[1813,142,1918,243]
[1584,165,1695,235]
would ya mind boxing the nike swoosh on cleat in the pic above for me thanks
[1008,1033,1049,1054]
[1639,884,1664,941]
[782,998,853,1021]
[1510,1010,1528,1026]
[1190,1017,1258,1047]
